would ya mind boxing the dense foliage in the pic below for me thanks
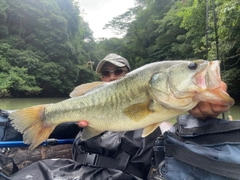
[0,0,98,97]
[102,0,240,102]
[0,0,239,102]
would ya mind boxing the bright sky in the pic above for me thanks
[77,0,135,39]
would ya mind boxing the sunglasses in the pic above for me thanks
[101,68,127,77]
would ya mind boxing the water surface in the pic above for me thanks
[0,98,66,110]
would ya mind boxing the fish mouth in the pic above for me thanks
[193,61,221,90]
[205,61,221,90]
[193,60,235,106]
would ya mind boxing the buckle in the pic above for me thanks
[84,153,99,166]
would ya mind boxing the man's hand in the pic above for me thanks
[189,81,230,119]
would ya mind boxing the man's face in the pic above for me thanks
[100,62,129,82]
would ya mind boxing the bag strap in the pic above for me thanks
[166,144,240,180]
[76,151,144,179]
[178,120,240,136]
[153,135,165,167]
[171,130,240,145]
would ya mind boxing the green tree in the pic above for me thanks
[101,0,240,100]
[0,0,95,97]
[0,43,41,97]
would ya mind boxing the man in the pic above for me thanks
[75,53,229,179]
[10,53,230,180]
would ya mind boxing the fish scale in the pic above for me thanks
[9,60,235,150]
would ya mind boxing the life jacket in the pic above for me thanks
[72,128,161,180]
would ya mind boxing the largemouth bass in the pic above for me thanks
[9,60,235,150]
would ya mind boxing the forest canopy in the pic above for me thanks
[0,0,239,102]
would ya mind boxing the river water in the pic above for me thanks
[0,98,239,120]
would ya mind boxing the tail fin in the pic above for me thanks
[9,105,56,150]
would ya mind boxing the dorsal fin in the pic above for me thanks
[70,81,106,97]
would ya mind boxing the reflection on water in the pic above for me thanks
[0,98,66,110]
[0,98,239,120]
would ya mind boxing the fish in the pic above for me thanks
[9,60,235,150]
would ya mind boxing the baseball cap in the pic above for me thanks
[96,53,131,73]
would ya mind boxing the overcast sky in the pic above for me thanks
[77,0,135,39]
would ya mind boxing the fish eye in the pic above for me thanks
[188,62,198,70]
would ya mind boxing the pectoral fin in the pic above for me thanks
[142,123,160,137]
[80,127,104,141]
[70,81,106,97]
[123,102,152,122]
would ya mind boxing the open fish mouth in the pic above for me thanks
[206,61,222,90]
[193,61,235,106]
[192,61,221,91]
